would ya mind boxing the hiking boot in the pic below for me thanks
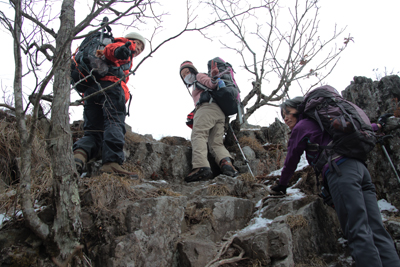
[100,162,139,179]
[185,167,213,183]
[219,157,238,177]
[74,149,87,175]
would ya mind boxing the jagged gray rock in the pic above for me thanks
[1,75,400,266]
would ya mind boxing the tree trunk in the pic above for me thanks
[12,0,51,241]
[47,0,82,259]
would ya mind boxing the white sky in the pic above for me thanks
[1,0,399,140]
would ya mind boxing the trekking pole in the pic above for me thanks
[237,102,243,124]
[228,123,255,178]
[377,135,400,184]
[100,17,109,44]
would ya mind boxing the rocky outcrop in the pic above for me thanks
[343,75,400,208]
[1,76,400,266]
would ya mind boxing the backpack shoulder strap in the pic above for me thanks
[194,81,210,91]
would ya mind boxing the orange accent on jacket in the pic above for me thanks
[102,37,137,102]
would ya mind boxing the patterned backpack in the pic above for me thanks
[297,85,377,174]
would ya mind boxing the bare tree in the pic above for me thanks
[205,0,351,124]
[0,0,179,264]
[0,0,261,264]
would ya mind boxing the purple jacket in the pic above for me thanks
[279,115,331,186]
[279,115,380,186]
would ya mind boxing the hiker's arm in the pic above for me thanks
[279,126,307,186]
[103,41,137,65]
[196,73,217,89]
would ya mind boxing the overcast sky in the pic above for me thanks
[1,0,399,140]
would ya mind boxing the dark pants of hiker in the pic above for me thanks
[326,158,400,267]
[73,81,126,164]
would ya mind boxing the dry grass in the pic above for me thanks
[185,205,213,224]
[238,173,256,183]
[30,121,53,203]
[81,173,140,211]
[120,162,144,179]
[392,98,400,117]
[247,259,263,267]
[125,131,146,144]
[159,136,191,146]
[81,172,182,212]
[207,184,229,196]
[149,187,181,197]
[238,136,265,154]
[295,255,327,267]
[0,116,20,185]
[0,112,53,220]
[386,215,400,222]
[286,214,308,230]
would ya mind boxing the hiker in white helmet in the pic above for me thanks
[73,32,146,177]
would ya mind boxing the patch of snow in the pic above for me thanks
[337,237,347,248]
[285,187,305,200]
[240,128,261,131]
[378,199,398,222]
[0,213,6,227]
[337,254,354,265]
[236,216,273,235]
[255,199,263,208]
[265,178,306,200]
[378,199,398,212]
[148,180,168,184]
[266,152,309,177]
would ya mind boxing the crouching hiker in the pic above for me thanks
[270,90,400,267]
[73,32,146,177]
[179,60,238,183]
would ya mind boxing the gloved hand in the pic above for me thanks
[114,41,132,60]
[270,184,288,195]
[378,113,393,128]
[210,60,219,78]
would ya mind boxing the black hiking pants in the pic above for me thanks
[73,81,126,165]
[326,158,400,267]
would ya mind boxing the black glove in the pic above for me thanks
[270,184,288,195]
[114,41,132,60]
[378,113,393,128]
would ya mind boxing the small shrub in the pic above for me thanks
[125,131,146,144]
[295,255,327,266]
[185,205,213,224]
[207,184,229,196]
[238,136,265,154]
[286,214,308,230]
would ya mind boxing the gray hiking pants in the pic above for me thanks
[191,102,231,169]
[326,158,400,267]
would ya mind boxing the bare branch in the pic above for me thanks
[205,0,350,125]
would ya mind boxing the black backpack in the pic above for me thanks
[71,25,114,93]
[297,85,377,174]
[196,57,241,116]
[71,17,131,94]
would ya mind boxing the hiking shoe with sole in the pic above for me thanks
[185,167,213,183]
[100,162,139,179]
[74,149,87,175]
[219,157,238,177]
